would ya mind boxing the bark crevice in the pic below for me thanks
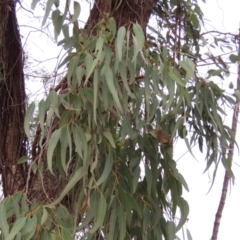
[0,0,28,197]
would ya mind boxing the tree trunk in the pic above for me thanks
[0,0,27,197]
[85,0,155,35]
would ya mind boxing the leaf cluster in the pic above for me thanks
[0,192,74,240]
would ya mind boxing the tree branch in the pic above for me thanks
[211,29,240,240]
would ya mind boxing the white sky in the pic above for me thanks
[17,0,240,239]
[178,1,240,239]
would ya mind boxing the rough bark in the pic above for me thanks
[85,0,155,35]
[0,0,28,197]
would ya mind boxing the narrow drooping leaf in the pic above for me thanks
[0,205,9,237]
[89,194,107,234]
[42,0,54,27]
[116,27,126,61]
[47,129,62,174]
[52,9,63,41]
[104,66,123,114]
[103,130,116,148]
[96,152,113,186]
[24,102,35,138]
[71,1,81,23]
[5,217,26,240]
[47,166,88,206]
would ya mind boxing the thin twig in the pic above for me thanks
[211,28,240,240]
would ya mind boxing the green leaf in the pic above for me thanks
[189,13,199,28]
[42,0,54,27]
[117,206,126,240]
[229,54,240,63]
[13,197,20,219]
[0,205,9,237]
[122,116,134,140]
[71,1,81,22]
[60,128,69,173]
[166,221,175,240]
[119,63,135,99]
[176,198,189,231]
[108,204,117,239]
[171,117,184,141]
[76,66,85,86]
[133,166,140,193]
[149,94,158,122]
[128,195,142,219]
[207,69,224,79]
[62,24,69,40]
[184,137,197,160]
[107,17,116,38]
[169,68,185,86]
[72,125,88,164]
[5,217,26,240]
[47,166,88,206]
[39,100,46,132]
[93,69,99,124]
[31,0,40,9]
[61,227,72,240]
[103,130,116,148]
[132,23,145,62]
[22,216,37,240]
[24,102,35,138]
[78,191,98,230]
[179,58,195,82]
[176,172,189,192]
[95,36,104,59]
[143,208,150,232]
[116,27,126,61]
[41,207,49,225]
[67,54,79,86]
[18,156,28,164]
[104,66,123,114]
[96,152,113,186]
[21,194,29,216]
[40,230,56,240]
[235,89,240,100]
[229,82,234,89]
[52,10,63,41]
[49,90,60,117]
[47,129,61,174]
[89,194,107,234]
[145,167,152,196]
[85,53,94,82]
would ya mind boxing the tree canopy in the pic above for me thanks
[0,0,239,239]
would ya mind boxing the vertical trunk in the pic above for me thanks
[85,0,155,35]
[211,30,240,240]
[0,0,27,196]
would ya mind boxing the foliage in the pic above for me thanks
[0,192,74,240]
[0,0,238,239]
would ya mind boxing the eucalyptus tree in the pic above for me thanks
[0,0,238,239]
